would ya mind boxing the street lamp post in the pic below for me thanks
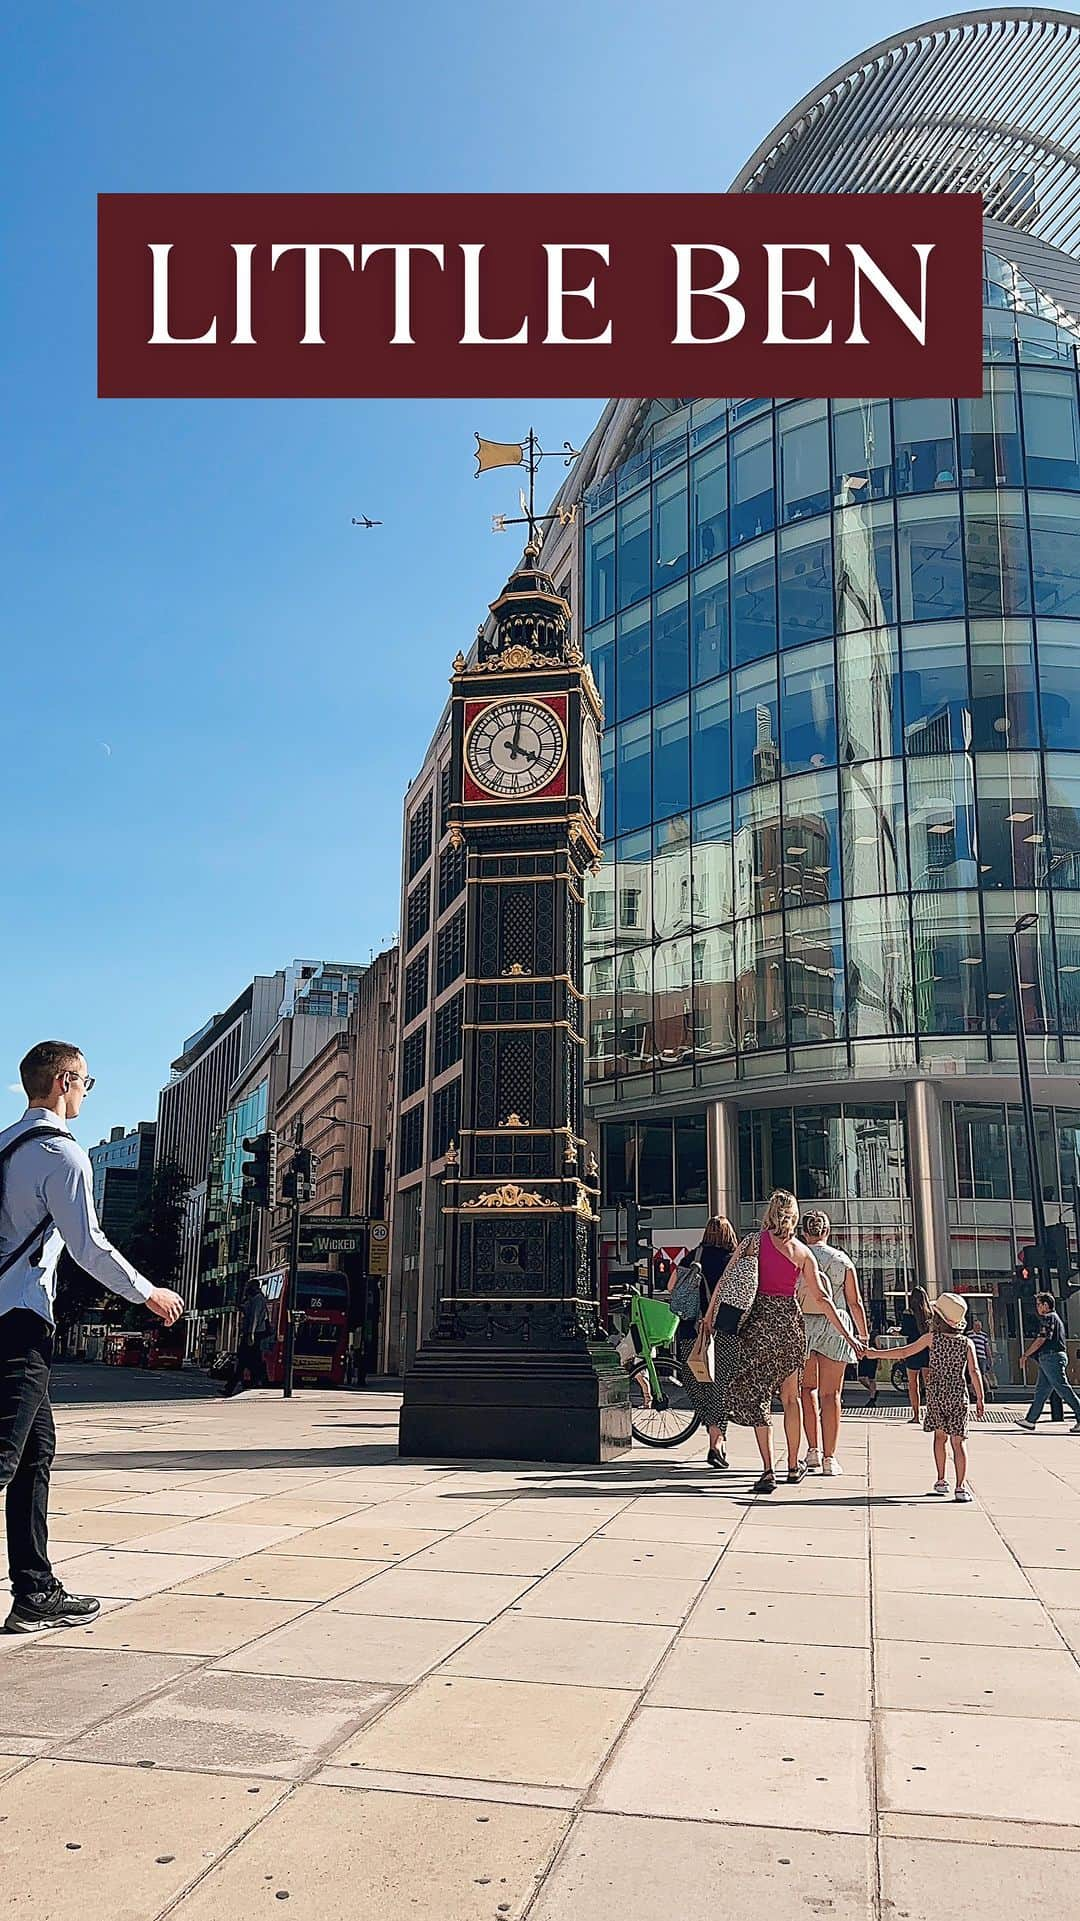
[1009,912,1061,1418]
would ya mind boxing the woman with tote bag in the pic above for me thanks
[675,1216,740,1469]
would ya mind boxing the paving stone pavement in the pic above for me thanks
[2,1377,1079,1918]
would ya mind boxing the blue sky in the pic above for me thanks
[2,0,920,1138]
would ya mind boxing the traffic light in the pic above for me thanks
[1015,1244,1040,1289]
[240,1132,276,1209]
[281,1146,315,1205]
[1046,1221,1072,1291]
[626,1203,653,1279]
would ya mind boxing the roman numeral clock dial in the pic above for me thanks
[465,700,566,798]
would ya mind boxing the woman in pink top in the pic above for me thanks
[707,1189,860,1494]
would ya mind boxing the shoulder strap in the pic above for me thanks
[0,1125,65,1280]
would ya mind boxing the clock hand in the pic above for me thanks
[508,706,524,761]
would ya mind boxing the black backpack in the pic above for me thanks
[0,1126,63,1279]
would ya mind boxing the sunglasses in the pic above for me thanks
[63,1071,96,1093]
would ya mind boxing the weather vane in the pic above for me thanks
[474,428,581,548]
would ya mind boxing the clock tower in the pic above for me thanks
[399,545,631,1462]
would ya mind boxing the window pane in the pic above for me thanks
[983,894,1057,1035]
[842,761,908,895]
[954,1104,1010,1200]
[732,656,779,790]
[1029,492,1080,618]
[691,438,728,565]
[735,782,782,913]
[786,905,845,1042]
[781,639,837,775]
[897,497,965,622]
[894,397,957,494]
[1021,368,1080,489]
[1054,899,1080,1033]
[654,937,694,1066]
[693,923,736,1059]
[778,400,830,521]
[779,518,833,647]
[963,489,1031,616]
[652,697,690,820]
[617,489,651,609]
[783,769,841,905]
[833,397,892,500]
[958,369,1022,487]
[731,534,777,665]
[912,893,985,1035]
[615,946,652,1073]
[837,625,902,762]
[1044,753,1080,889]
[690,555,729,683]
[846,896,913,1035]
[653,816,691,940]
[730,415,775,544]
[691,677,731,806]
[654,468,688,586]
[586,619,614,719]
[615,601,651,720]
[835,500,895,630]
[585,512,615,628]
[653,580,688,702]
[902,621,970,752]
[638,1120,674,1205]
[602,1122,635,1198]
[1038,619,1080,749]
[693,798,734,925]
[615,716,651,833]
[969,618,1038,750]
[975,751,1046,890]
[736,909,785,1051]
[676,1115,708,1204]
[907,753,978,889]
[795,1105,845,1197]
[616,830,651,943]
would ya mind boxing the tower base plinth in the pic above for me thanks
[399,1344,632,1464]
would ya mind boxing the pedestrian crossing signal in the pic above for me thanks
[241,1132,276,1209]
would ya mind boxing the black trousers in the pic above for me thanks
[0,1310,56,1600]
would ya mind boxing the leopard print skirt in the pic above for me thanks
[727,1294,806,1429]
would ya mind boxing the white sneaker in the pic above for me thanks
[1070,1423,1080,1436]
[955,1487,973,1503]
[803,1448,821,1471]
[929,1480,949,1496]
[822,1456,842,1476]
[1014,1418,1038,1431]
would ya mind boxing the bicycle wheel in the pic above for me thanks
[890,1362,907,1395]
[628,1355,701,1448]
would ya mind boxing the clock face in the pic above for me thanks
[465,700,567,798]
[582,719,602,818]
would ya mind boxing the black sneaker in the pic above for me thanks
[751,1469,776,1495]
[4,1584,101,1634]
[786,1462,807,1485]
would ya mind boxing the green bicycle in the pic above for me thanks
[623,1289,701,1448]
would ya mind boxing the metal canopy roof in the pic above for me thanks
[731,9,1080,257]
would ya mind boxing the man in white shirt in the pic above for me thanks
[0,1041,184,1633]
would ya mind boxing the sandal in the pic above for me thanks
[787,1462,807,1485]
[752,1470,776,1495]
[707,1448,728,1470]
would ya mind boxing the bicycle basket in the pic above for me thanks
[634,1293,680,1348]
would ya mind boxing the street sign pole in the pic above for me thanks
[282,1120,304,1402]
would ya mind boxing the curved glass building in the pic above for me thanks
[567,12,1080,1363]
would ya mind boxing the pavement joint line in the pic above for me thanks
[516,1481,759,1921]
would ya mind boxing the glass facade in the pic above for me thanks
[584,258,1080,1095]
[582,254,1080,1344]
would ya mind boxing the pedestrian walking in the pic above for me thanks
[0,1043,184,1632]
[968,1318,996,1399]
[709,1190,861,1495]
[863,1292,985,1501]
[857,1301,883,1403]
[901,1287,933,1422]
[673,1217,738,1470]
[222,1276,271,1396]
[798,1211,869,1476]
[1014,1293,1080,1433]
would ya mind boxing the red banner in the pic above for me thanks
[98,192,983,400]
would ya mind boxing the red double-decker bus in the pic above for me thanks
[259,1268,349,1387]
